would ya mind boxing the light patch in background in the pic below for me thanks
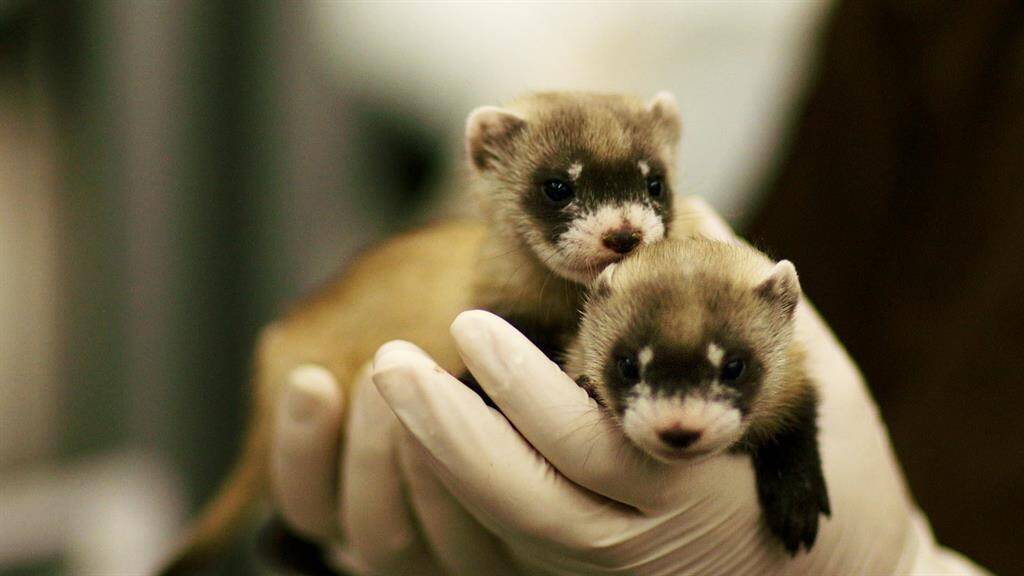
[0,452,184,573]
[312,1,834,222]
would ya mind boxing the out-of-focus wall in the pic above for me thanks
[314,1,832,220]
[0,8,59,470]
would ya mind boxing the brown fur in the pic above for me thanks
[159,221,485,574]
[160,91,688,574]
[743,344,816,445]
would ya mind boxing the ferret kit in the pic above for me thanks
[568,238,830,555]
[464,90,681,361]
[161,91,686,574]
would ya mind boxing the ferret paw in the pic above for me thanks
[574,375,606,407]
[759,466,830,556]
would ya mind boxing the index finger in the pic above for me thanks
[371,341,638,550]
[451,310,692,512]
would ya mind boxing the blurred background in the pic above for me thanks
[0,1,1020,574]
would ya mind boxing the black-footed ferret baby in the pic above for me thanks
[466,90,683,362]
[565,238,831,555]
[160,91,688,574]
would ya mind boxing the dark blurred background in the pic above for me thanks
[0,1,1019,574]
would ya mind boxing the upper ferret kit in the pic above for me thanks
[464,91,683,362]
[159,91,691,574]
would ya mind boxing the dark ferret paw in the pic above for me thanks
[761,471,831,555]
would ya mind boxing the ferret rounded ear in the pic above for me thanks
[593,262,618,297]
[755,260,801,317]
[465,106,527,172]
[647,91,682,146]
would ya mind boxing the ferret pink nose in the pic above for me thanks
[658,427,701,449]
[602,227,643,254]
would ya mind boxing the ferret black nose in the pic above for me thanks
[658,428,701,449]
[602,228,642,254]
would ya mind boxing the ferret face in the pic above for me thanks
[466,92,683,283]
[569,240,801,462]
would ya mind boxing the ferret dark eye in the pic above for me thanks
[542,179,574,204]
[617,355,640,382]
[721,358,746,383]
[646,177,664,198]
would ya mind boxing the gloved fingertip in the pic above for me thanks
[371,359,425,410]
[453,309,537,360]
[450,309,500,342]
[284,364,340,422]
[374,340,428,370]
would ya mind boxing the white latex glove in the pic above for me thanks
[271,363,517,575]
[368,201,992,575]
[270,363,447,575]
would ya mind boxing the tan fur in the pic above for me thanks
[159,222,485,574]
[744,344,816,443]
[471,230,583,332]
[162,91,687,573]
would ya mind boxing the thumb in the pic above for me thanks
[271,364,343,541]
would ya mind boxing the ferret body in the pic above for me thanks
[465,90,681,359]
[160,91,686,574]
[565,238,831,555]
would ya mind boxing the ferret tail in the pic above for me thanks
[156,408,270,576]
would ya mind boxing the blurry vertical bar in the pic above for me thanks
[50,0,130,458]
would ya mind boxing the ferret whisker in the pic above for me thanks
[536,251,558,323]
[581,431,604,471]
[478,245,527,262]
[499,256,533,307]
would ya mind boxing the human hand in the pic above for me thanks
[269,362,452,575]
[369,198,990,575]
[271,357,528,575]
